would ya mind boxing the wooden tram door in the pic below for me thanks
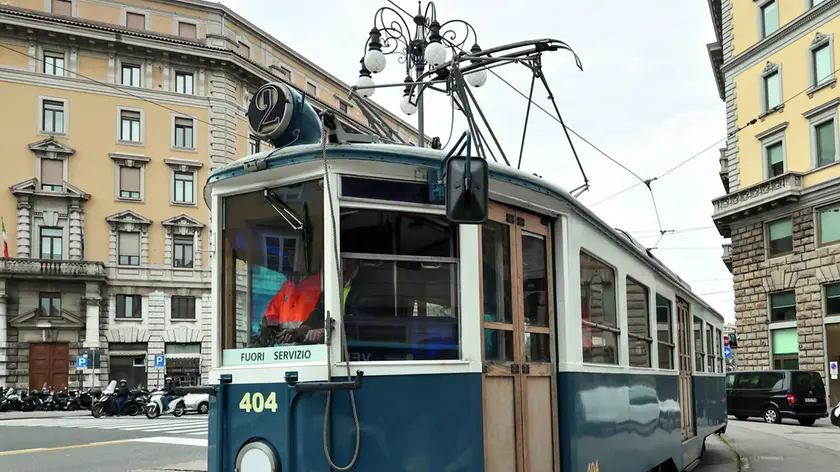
[480,202,556,472]
[676,297,695,440]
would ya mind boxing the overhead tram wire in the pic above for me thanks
[592,60,840,208]
[0,43,259,144]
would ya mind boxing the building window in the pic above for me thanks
[765,141,785,177]
[118,166,141,200]
[826,283,840,315]
[306,82,317,96]
[815,119,838,168]
[818,203,840,246]
[771,327,798,369]
[763,70,782,111]
[693,317,705,372]
[338,100,348,113]
[274,66,290,80]
[812,0,828,7]
[43,53,65,76]
[626,277,652,368]
[581,251,618,365]
[40,158,63,192]
[813,43,832,86]
[178,22,196,39]
[118,232,140,266]
[40,227,63,260]
[41,100,65,134]
[126,12,145,30]
[175,72,194,94]
[121,64,140,87]
[39,293,61,317]
[770,291,796,322]
[767,218,793,257]
[238,42,250,58]
[171,296,196,319]
[173,171,194,204]
[248,135,260,155]
[656,294,674,369]
[759,0,778,39]
[51,0,72,16]
[116,294,142,319]
[174,118,194,149]
[120,110,141,142]
[173,236,194,268]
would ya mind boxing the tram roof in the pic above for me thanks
[206,142,724,322]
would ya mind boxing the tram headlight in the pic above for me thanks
[235,440,278,472]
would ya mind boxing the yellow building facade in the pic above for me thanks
[0,0,417,390]
[708,0,840,405]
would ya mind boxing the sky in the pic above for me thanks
[219,0,735,322]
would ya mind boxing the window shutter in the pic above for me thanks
[119,232,140,256]
[120,166,141,192]
[127,12,145,30]
[52,0,72,16]
[179,22,197,39]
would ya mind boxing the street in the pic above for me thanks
[695,416,840,472]
[0,413,207,472]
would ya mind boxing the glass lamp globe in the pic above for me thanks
[466,68,488,87]
[364,49,386,74]
[424,42,446,68]
[400,95,417,115]
[356,75,375,98]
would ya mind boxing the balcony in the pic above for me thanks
[0,258,107,280]
[107,265,211,289]
[722,243,732,273]
[712,172,805,238]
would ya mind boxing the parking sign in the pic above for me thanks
[154,355,166,368]
[76,356,88,369]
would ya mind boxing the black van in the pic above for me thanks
[726,370,827,426]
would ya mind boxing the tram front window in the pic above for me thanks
[339,209,460,361]
[220,179,325,351]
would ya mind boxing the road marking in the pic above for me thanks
[756,456,783,460]
[130,436,208,447]
[0,439,132,456]
[0,417,208,436]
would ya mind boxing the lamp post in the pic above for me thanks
[356,1,486,147]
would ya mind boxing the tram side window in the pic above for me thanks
[221,180,325,351]
[715,327,723,372]
[580,251,618,365]
[626,277,652,368]
[655,294,674,369]
[706,324,715,373]
[339,209,459,362]
[693,317,705,372]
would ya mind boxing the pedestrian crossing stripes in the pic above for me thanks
[0,417,209,436]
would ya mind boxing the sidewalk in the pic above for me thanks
[695,434,741,472]
[129,460,207,472]
[0,410,91,421]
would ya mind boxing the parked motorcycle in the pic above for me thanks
[144,390,186,418]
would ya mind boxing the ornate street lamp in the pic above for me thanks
[355,1,487,147]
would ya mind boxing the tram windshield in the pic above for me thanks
[220,176,461,364]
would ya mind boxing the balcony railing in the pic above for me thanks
[712,172,805,237]
[0,258,107,279]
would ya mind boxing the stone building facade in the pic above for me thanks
[0,0,417,390]
[706,1,840,405]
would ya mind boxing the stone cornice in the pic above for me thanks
[721,0,840,76]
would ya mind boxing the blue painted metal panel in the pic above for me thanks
[692,375,727,438]
[557,372,682,472]
[208,373,484,472]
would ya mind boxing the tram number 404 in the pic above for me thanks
[238,392,279,413]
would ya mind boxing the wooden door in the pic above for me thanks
[481,202,556,472]
[676,297,694,441]
[29,343,69,391]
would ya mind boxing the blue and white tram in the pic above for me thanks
[202,82,727,472]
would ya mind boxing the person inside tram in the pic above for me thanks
[270,258,361,345]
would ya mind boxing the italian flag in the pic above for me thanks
[1,218,8,259]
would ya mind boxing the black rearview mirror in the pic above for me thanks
[445,154,489,224]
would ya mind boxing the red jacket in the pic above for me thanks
[263,274,322,326]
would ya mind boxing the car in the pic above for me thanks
[726,369,828,426]
[183,392,210,414]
